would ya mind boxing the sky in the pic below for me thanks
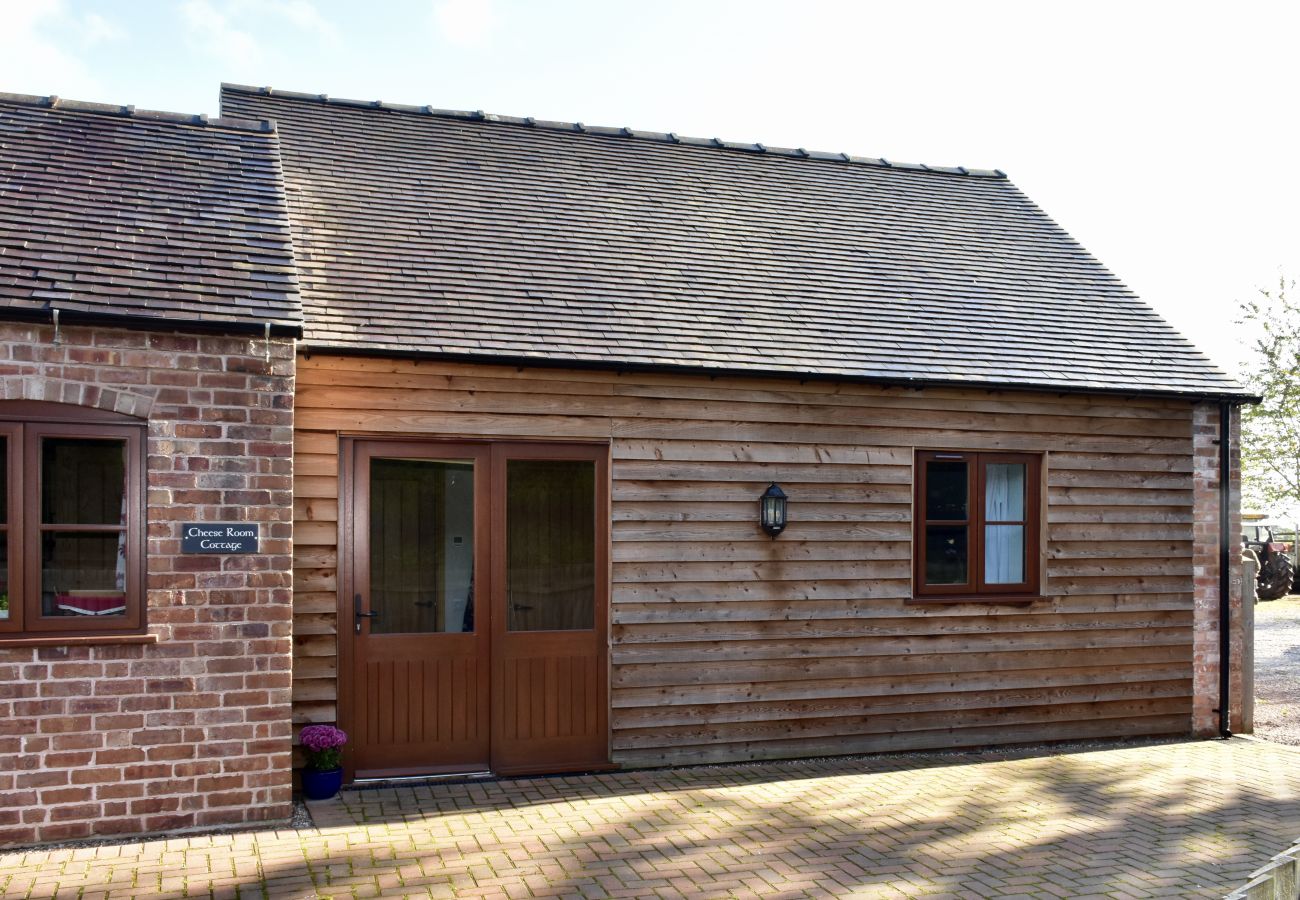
[2,0,1296,376]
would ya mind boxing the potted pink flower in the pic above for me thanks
[299,724,347,800]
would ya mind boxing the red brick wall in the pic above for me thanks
[0,321,295,847]
[1192,402,1245,735]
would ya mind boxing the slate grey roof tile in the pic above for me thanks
[220,84,1242,396]
[0,92,302,332]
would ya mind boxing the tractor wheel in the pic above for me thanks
[1257,554,1296,601]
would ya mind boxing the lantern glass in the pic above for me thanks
[760,483,787,537]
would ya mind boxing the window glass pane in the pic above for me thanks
[42,438,126,525]
[985,463,1026,522]
[925,525,968,585]
[0,435,6,524]
[41,532,127,617]
[985,524,1025,584]
[0,531,8,620]
[925,460,967,520]
[369,458,475,635]
[507,459,595,632]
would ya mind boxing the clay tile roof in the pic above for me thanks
[0,92,302,333]
[220,84,1244,398]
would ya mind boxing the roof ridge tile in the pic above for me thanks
[218,82,1007,179]
[0,90,273,134]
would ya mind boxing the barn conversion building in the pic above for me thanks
[0,85,1253,846]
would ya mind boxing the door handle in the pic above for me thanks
[354,593,380,633]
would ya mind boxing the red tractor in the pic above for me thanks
[1243,521,1299,601]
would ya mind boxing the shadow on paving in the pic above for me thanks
[241,737,1300,898]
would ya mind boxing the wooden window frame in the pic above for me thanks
[0,403,146,640]
[912,450,1042,604]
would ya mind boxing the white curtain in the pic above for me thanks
[985,464,1025,584]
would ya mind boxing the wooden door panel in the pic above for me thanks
[348,442,491,779]
[356,651,487,773]
[501,654,599,741]
[491,444,610,775]
[345,438,609,780]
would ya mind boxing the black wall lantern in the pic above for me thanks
[759,482,788,538]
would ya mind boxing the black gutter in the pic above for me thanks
[300,343,1263,405]
[1219,400,1234,738]
[2,306,304,339]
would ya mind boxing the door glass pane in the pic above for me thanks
[42,438,126,525]
[925,460,967,520]
[0,434,7,524]
[985,463,1026,521]
[369,458,475,635]
[985,524,1025,584]
[507,459,595,632]
[925,525,968,585]
[41,532,127,617]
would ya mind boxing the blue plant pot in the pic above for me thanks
[301,767,343,801]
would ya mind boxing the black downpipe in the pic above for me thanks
[1219,401,1233,738]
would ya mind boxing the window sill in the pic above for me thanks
[906,595,1044,606]
[0,632,157,649]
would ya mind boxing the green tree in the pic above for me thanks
[1239,275,1300,512]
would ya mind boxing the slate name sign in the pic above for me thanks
[182,523,259,554]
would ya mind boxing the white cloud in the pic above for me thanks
[433,0,498,48]
[180,0,340,69]
[181,0,261,69]
[0,0,112,98]
[79,11,125,47]
[270,0,340,43]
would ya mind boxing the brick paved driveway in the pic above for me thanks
[4,737,1300,899]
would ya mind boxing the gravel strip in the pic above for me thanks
[1253,595,1300,745]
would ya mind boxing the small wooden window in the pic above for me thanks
[0,404,146,639]
[914,451,1041,599]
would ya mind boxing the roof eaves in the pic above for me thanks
[0,304,303,339]
[297,342,1260,404]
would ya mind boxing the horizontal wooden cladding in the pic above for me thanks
[297,413,1193,456]
[611,626,1193,664]
[613,540,909,564]
[613,520,911,542]
[615,440,1194,471]
[612,594,1195,624]
[614,684,1191,744]
[613,501,910,523]
[616,559,912,584]
[615,459,913,483]
[612,577,1193,604]
[613,662,1191,708]
[293,429,342,727]
[608,520,1190,541]
[608,559,1190,587]
[616,697,1192,749]
[299,360,1191,419]
[612,643,1191,689]
[613,610,1192,645]
[292,355,1200,766]
[615,482,911,504]
[612,716,1190,768]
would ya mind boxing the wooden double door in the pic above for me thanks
[344,440,609,779]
